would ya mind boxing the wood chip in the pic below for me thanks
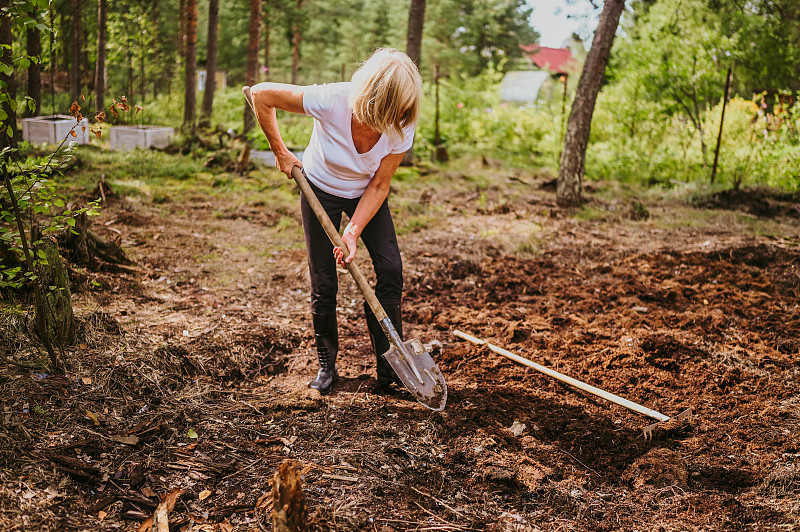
[109,435,139,446]
[153,489,184,532]
[320,473,358,482]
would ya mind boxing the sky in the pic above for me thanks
[526,0,603,48]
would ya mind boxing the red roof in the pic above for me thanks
[519,44,574,74]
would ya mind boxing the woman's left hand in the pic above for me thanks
[333,222,359,266]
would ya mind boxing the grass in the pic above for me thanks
[23,145,797,267]
[397,215,434,235]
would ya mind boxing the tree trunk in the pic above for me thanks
[406,0,426,67]
[244,0,262,133]
[710,65,733,185]
[290,0,303,85]
[433,63,447,162]
[35,237,74,348]
[401,0,426,166]
[152,1,160,98]
[0,1,15,149]
[175,0,185,96]
[70,0,82,103]
[557,0,625,207]
[139,32,145,104]
[48,3,55,115]
[262,1,270,80]
[200,0,220,124]
[60,12,68,72]
[177,0,186,60]
[25,15,42,118]
[127,44,133,102]
[183,0,198,134]
[94,0,107,114]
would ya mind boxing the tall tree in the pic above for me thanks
[290,0,303,85]
[69,0,81,103]
[401,0,426,165]
[183,0,198,133]
[176,0,186,95]
[201,0,220,124]
[406,0,426,67]
[25,10,42,117]
[262,0,271,80]
[244,0,261,133]
[0,0,15,149]
[557,0,625,207]
[94,0,107,114]
[152,1,160,98]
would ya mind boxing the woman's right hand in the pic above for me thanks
[275,150,302,179]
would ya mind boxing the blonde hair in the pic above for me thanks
[348,48,422,139]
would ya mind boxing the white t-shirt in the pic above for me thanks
[302,82,415,199]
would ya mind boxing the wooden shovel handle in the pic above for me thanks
[291,165,389,323]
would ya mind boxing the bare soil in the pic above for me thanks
[1,168,799,531]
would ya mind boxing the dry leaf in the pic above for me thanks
[136,517,153,532]
[219,521,234,532]
[97,111,106,123]
[135,105,143,114]
[92,129,102,139]
[98,510,107,520]
[507,420,526,437]
[86,410,100,426]
[80,93,86,102]
[70,130,77,138]
[81,126,86,132]
[198,489,211,500]
[82,376,92,385]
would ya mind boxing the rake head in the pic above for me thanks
[642,408,694,441]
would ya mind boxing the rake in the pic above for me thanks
[453,330,693,440]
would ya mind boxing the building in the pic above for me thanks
[499,38,584,104]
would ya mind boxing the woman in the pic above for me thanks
[249,48,422,396]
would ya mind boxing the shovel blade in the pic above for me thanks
[383,338,448,412]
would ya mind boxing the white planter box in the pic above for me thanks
[109,126,174,151]
[251,150,304,166]
[22,115,90,145]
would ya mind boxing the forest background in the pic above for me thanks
[3,0,799,191]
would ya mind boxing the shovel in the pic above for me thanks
[243,86,447,411]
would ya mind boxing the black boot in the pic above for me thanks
[308,313,338,395]
[364,302,403,388]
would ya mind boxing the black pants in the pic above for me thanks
[301,181,403,315]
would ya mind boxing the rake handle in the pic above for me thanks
[453,330,670,422]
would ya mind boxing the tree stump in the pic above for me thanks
[64,212,131,267]
[272,459,308,532]
[35,237,74,346]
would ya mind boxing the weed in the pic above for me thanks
[398,215,434,235]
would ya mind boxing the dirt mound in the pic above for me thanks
[759,465,800,497]
[115,210,150,227]
[699,186,800,217]
[622,448,688,489]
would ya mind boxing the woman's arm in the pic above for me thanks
[249,82,306,177]
[333,152,405,266]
